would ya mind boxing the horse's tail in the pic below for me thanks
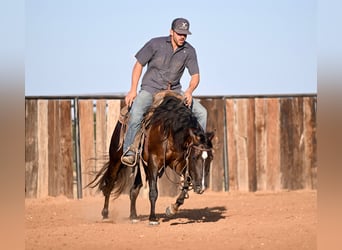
[85,119,130,199]
[85,160,129,199]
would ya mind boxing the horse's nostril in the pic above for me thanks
[195,185,202,193]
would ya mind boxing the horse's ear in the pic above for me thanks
[206,131,215,141]
[188,128,201,143]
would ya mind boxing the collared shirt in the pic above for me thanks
[135,36,199,95]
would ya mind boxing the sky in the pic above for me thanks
[25,0,317,96]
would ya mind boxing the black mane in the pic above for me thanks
[143,95,202,148]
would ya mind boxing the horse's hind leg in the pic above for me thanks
[129,168,142,222]
[102,193,110,219]
[101,178,115,220]
[100,164,118,220]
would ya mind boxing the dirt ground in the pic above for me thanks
[25,190,316,250]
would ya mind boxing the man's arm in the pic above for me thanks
[125,61,143,107]
[184,73,200,107]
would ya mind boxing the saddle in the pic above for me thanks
[118,91,184,159]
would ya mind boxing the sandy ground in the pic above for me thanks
[25,190,316,250]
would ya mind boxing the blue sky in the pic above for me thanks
[25,0,316,96]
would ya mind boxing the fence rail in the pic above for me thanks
[25,94,317,199]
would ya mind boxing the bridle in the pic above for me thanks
[162,140,212,195]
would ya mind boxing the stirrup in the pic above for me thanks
[121,149,138,167]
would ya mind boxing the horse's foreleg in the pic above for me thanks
[130,168,142,222]
[166,186,189,217]
[148,171,159,225]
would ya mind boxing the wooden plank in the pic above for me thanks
[199,98,225,192]
[106,100,121,151]
[266,98,281,190]
[37,100,49,198]
[95,100,108,171]
[226,99,238,191]
[79,100,96,196]
[310,97,317,189]
[46,100,74,198]
[25,99,38,198]
[303,97,317,189]
[295,97,305,190]
[235,99,249,191]
[58,100,74,198]
[247,99,257,191]
[48,100,59,196]
[294,97,305,190]
[280,97,304,190]
[280,98,291,189]
[255,98,267,191]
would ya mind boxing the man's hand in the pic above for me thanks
[125,61,142,107]
[184,73,199,107]
[184,90,193,107]
[125,90,137,107]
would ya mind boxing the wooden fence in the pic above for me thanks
[25,94,317,199]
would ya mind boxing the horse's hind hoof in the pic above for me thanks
[149,220,160,226]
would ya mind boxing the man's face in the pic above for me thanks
[171,30,187,47]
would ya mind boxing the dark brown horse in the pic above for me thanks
[87,91,214,225]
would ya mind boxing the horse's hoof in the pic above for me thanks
[131,219,140,224]
[149,220,160,226]
[165,206,175,217]
[166,204,177,217]
[101,218,112,223]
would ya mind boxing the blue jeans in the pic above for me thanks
[123,90,207,153]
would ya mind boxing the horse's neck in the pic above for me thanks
[168,156,187,175]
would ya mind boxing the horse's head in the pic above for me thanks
[187,129,214,194]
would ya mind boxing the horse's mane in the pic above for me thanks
[142,94,202,149]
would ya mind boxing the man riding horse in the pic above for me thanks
[121,17,207,167]
[87,92,214,224]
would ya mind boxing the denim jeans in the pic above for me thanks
[123,90,207,153]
